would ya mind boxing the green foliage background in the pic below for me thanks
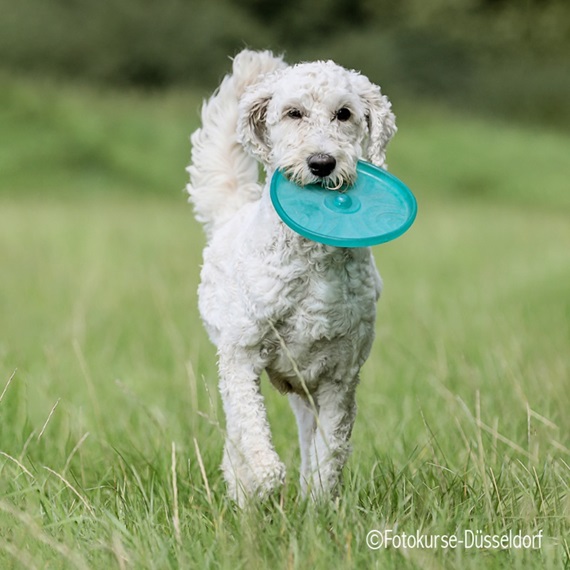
[1,0,569,127]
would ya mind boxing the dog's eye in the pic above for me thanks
[335,107,352,122]
[286,109,303,119]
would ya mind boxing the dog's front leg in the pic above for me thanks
[309,379,358,500]
[218,347,285,505]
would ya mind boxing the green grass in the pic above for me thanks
[1,77,569,569]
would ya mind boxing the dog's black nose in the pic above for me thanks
[307,154,336,177]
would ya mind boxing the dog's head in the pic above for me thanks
[237,60,396,188]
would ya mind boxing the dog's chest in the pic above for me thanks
[259,244,380,393]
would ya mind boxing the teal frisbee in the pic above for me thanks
[270,160,417,247]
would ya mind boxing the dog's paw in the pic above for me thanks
[223,448,286,507]
[253,456,286,500]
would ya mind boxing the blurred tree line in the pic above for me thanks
[1,0,569,126]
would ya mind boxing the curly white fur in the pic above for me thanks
[186,50,396,505]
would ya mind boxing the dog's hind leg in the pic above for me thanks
[288,393,317,497]
[308,380,358,500]
[218,347,285,505]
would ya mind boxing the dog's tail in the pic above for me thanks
[186,50,285,238]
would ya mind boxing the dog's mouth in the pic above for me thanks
[320,175,353,192]
[281,164,357,191]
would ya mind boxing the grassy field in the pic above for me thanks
[1,77,569,569]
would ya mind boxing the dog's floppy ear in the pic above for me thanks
[353,75,397,169]
[237,80,275,165]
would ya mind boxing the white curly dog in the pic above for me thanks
[187,49,396,505]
